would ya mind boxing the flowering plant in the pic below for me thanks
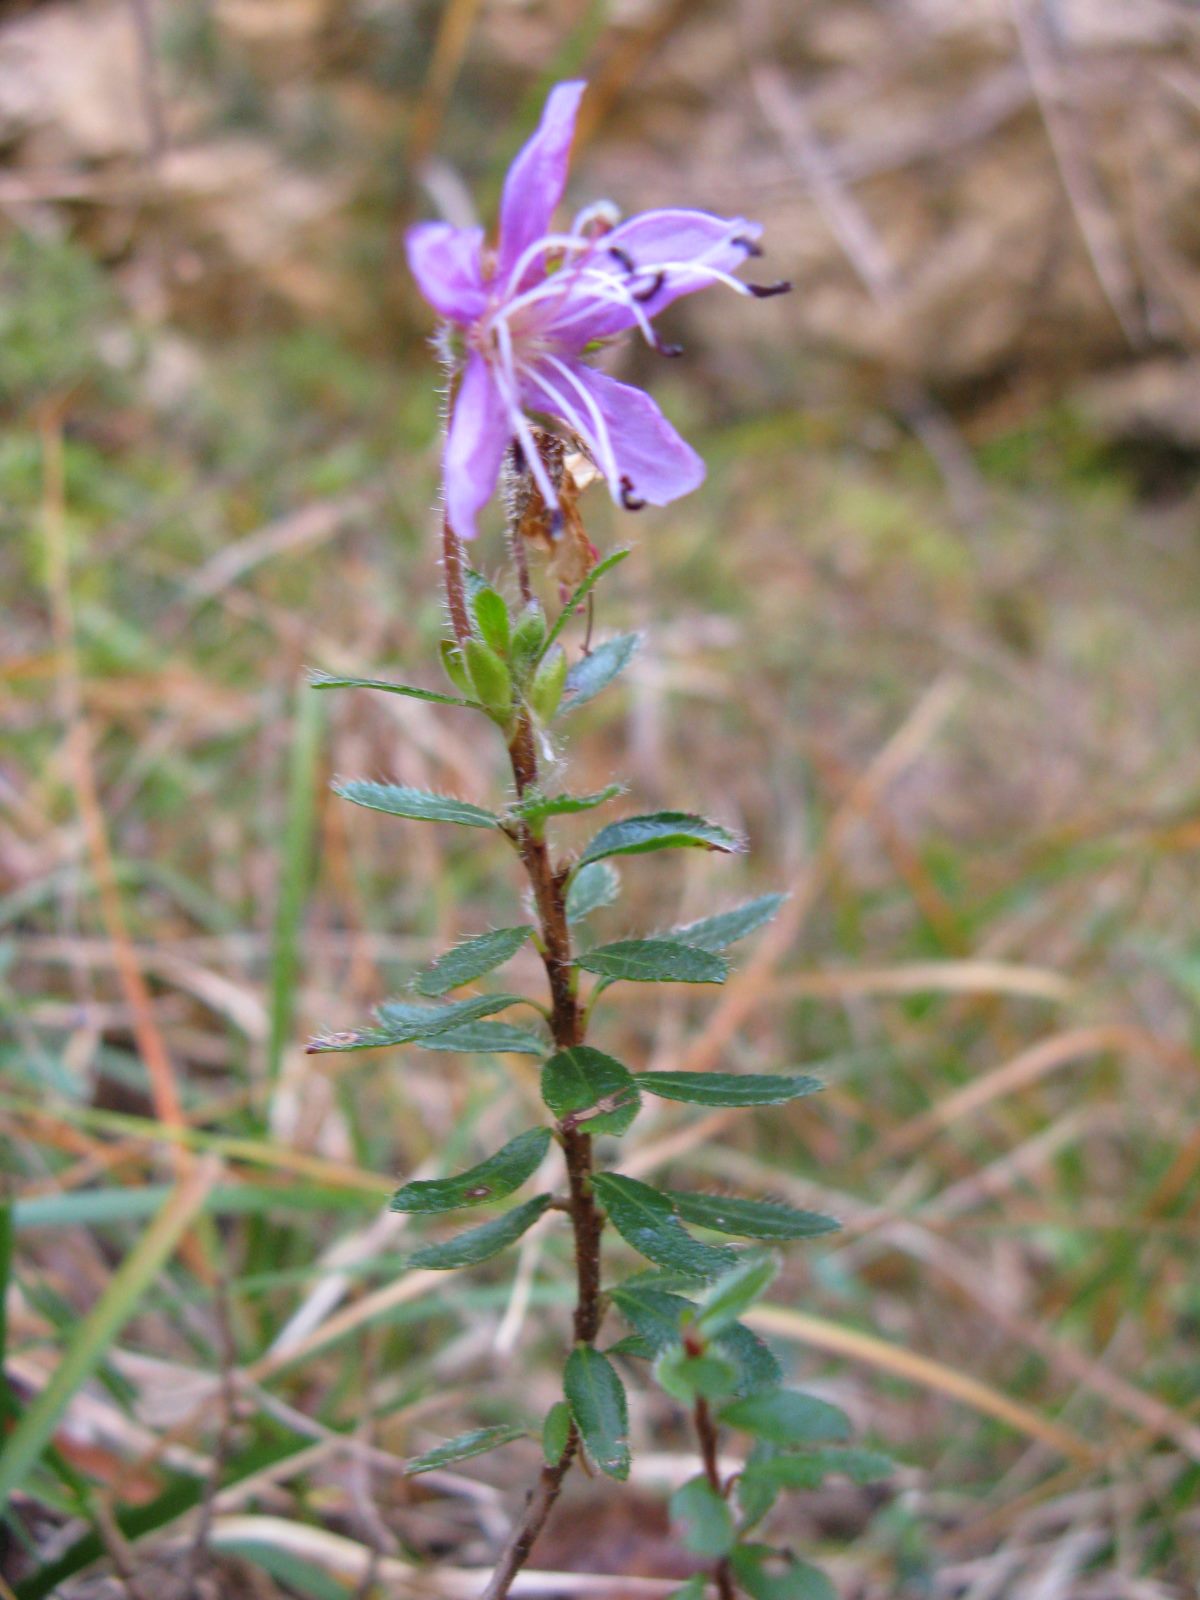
[311,81,886,1599]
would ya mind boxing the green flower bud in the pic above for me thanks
[509,602,547,685]
[472,586,510,656]
[465,636,512,720]
[528,644,568,722]
[439,639,472,695]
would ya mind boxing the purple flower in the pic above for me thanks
[406,80,788,541]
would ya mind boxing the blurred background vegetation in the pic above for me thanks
[2,1,1199,1596]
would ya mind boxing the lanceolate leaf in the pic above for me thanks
[591,1173,735,1280]
[655,1346,739,1404]
[671,893,787,953]
[510,784,624,823]
[635,1071,824,1107]
[565,861,620,924]
[561,632,639,711]
[543,548,631,653]
[542,1400,573,1464]
[333,779,497,829]
[563,1345,630,1480]
[404,1424,525,1475]
[691,1251,780,1337]
[540,1046,640,1137]
[409,1195,551,1270]
[307,993,523,1054]
[741,1448,892,1491]
[719,1321,784,1395]
[610,1284,782,1393]
[390,1127,551,1214]
[731,1546,837,1600]
[418,1020,547,1056]
[609,1285,693,1353]
[577,812,743,869]
[668,1192,841,1242]
[307,668,477,708]
[415,925,533,997]
[670,1475,735,1559]
[721,1388,851,1446]
[576,940,727,985]
[667,1579,707,1600]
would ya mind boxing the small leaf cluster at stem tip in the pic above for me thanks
[304,73,884,1600]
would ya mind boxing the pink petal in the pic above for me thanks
[545,209,763,344]
[496,81,587,285]
[523,358,704,508]
[444,352,511,540]
[406,222,487,323]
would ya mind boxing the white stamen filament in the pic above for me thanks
[529,355,622,496]
[498,233,593,302]
[492,319,560,515]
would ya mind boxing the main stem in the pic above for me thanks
[443,521,603,1599]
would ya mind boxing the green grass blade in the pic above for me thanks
[0,1159,219,1511]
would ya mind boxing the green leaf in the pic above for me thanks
[565,861,620,924]
[543,547,631,653]
[666,1579,708,1600]
[390,1128,551,1214]
[472,586,510,655]
[561,632,640,711]
[577,812,743,869]
[563,1345,630,1480]
[671,893,787,953]
[692,1251,780,1337]
[605,1333,656,1361]
[405,1424,525,1475]
[333,780,497,829]
[669,1193,840,1242]
[610,1284,693,1353]
[541,1046,640,1137]
[409,1196,551,1270]
[528,644,568,721]
[511,784,624,823]
[576,940,727,985]
[721,1389,851,1446]
[591,1174,736,1279]
[465,637,512,718]
[510,601,547,682]
[669,1476,735,1559]
[307,993,523,1054]
[542,1400,573,1464]
[741,1448,892,1491]
[415,925,533,997]
[635,1072,823,1107]
[654,1347,739,1404]
[418,1020,547,1056]
[306,668,476,708]
[719,1323,783,1395]
[730,1547,837,1600]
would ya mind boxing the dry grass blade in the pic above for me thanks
[783,960,1075,1003]
[880,1024,1169,1159]
[204,1516,682,1596]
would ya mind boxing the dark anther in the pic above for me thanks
[607,244,636,274]
[655,339,684,357]
[549,507,565,541]
[509,439,526,473]
[632,270,665,303]
[619,475,645,511]
[748,279,792,299]
[734,235,764,257]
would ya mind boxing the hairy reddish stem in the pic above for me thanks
[694,1396,736,1600]
[475,692,603,1597]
